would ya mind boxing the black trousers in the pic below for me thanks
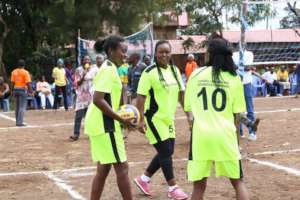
[53,85,68,110]
[146,138,175,181]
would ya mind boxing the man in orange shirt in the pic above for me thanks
[185,54,197,80]
[11,59,33,126]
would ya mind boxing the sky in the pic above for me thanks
[224,0,300,30]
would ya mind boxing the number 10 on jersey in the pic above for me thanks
[197,87,227,112]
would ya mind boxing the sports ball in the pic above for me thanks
[117,104,140,126]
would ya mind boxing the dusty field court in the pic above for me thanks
[0,96,300,200]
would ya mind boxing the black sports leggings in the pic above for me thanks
[146,138,175,181]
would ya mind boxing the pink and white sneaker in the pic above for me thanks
[134,176,151,196]
[167,186,188,200]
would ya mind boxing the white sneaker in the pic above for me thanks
[248,133,257,141]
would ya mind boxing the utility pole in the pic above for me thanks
[239,0,248,71]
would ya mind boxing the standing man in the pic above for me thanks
[69,55,99,141]
[127,53,146,102]
[240,66,258,141]
[10,59,33,126]
[52,58,68,111]
[185,54,198,80]
[65,58,75,108]
[0,76,10,112]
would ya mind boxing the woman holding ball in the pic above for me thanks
[84,35,134,200]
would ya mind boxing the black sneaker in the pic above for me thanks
[69,135,79,141]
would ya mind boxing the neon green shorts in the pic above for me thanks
[187,160,243,181]
[145,116,175,144]
[89,132,127,164]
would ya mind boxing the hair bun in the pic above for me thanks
[94,38,105,53]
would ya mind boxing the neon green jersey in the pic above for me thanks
[184,67,246,161]
[137,64,184,143]
[84,60,122,136]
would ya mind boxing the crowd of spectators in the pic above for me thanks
[1,55,300,113]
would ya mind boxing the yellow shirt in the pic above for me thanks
[277,70,288,81]
[52,67,66,86]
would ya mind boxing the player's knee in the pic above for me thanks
[230,178,244,189]
[96,164,111,178]
[115,163,129,179]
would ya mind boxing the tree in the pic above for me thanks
[280,2,300,29]
[0,0,179,79]
[179,0,273,36]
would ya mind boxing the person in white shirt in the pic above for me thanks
[36,76,54,109]
[69,55,102,141]
[262,67,278,96]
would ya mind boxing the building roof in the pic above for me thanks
[223,29,300,43]
[181,29,300,44]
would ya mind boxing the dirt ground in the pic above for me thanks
[0,96,299,200]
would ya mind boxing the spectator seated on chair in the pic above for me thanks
[0,76,10,112]
[27,81,38,109]
[277,65,290,96]
[252,75,266,97]
[36,76,54,109]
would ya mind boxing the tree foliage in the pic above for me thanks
[0,0,178,79]
[180,0,273,35]
[280,2,300,29]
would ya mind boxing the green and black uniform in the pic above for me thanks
[184,67,246,181]
[84,60,126,164]
[137,64,184,181]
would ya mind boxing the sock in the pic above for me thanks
[141,174,151,182]
[168,185,178,192]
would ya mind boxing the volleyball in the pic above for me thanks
[117,104,141,126]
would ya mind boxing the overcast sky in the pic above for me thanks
[224,1,300,30]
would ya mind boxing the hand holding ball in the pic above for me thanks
[117,104,140,127]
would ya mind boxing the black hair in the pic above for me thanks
[154,40,182,90]
[94,35,125,56]
[18,59,25,67]
[207,38,237,84]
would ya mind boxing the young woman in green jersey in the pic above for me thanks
[84,36,134,200]
[134,40,190,200]
[184,37,249,200]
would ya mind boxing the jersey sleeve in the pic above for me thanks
[232,77,246,114]
[93,67,113,93]
[184,77,192,112]
[137,71,151,96]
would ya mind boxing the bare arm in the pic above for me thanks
[136,94,146,133]
[179,90,193,128]
[234,113,241,143]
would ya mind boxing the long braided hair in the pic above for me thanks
[206,38,237,84]
[154,40,182,90]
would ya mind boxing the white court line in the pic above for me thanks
[44,172,86,200]
[0,113,16,122]
[0,158,188,177]
[253,149,300,156]
[255,108,300,114]
[248,158,300,176]
[0,123,73,131]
